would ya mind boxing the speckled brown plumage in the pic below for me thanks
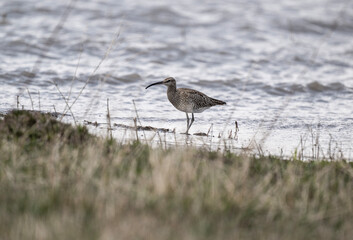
[167,86,225,113]
[146,77,226,134]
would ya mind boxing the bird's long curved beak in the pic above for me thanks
[145,81,164,89]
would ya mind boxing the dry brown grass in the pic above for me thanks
[0,110,353,240]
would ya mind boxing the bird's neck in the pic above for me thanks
[167,84,177,94]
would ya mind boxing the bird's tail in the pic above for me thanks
[210,97,226,106]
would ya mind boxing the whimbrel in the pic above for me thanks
[145,77,226,134]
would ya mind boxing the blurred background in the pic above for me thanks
[0,0,352,157]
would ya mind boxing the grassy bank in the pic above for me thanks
[0,110,352,240]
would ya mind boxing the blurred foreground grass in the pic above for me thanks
[0,110,352,240]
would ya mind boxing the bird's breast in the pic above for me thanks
[167,90,194,113]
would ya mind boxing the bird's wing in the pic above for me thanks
[178,88,218,108]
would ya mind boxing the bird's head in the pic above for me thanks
[145,77,176,89]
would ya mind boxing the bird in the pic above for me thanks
[145,77,226,134]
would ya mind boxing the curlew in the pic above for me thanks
[145,77,226,134]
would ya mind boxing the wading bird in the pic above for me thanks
[145,77,226,134]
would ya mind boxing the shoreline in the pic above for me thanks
[1,110,352,239]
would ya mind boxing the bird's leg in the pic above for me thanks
[185,113,190,134]
[186,113,195,134]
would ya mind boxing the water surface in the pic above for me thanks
[1,0,352,158]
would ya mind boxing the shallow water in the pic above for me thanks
[1,0,353,158]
